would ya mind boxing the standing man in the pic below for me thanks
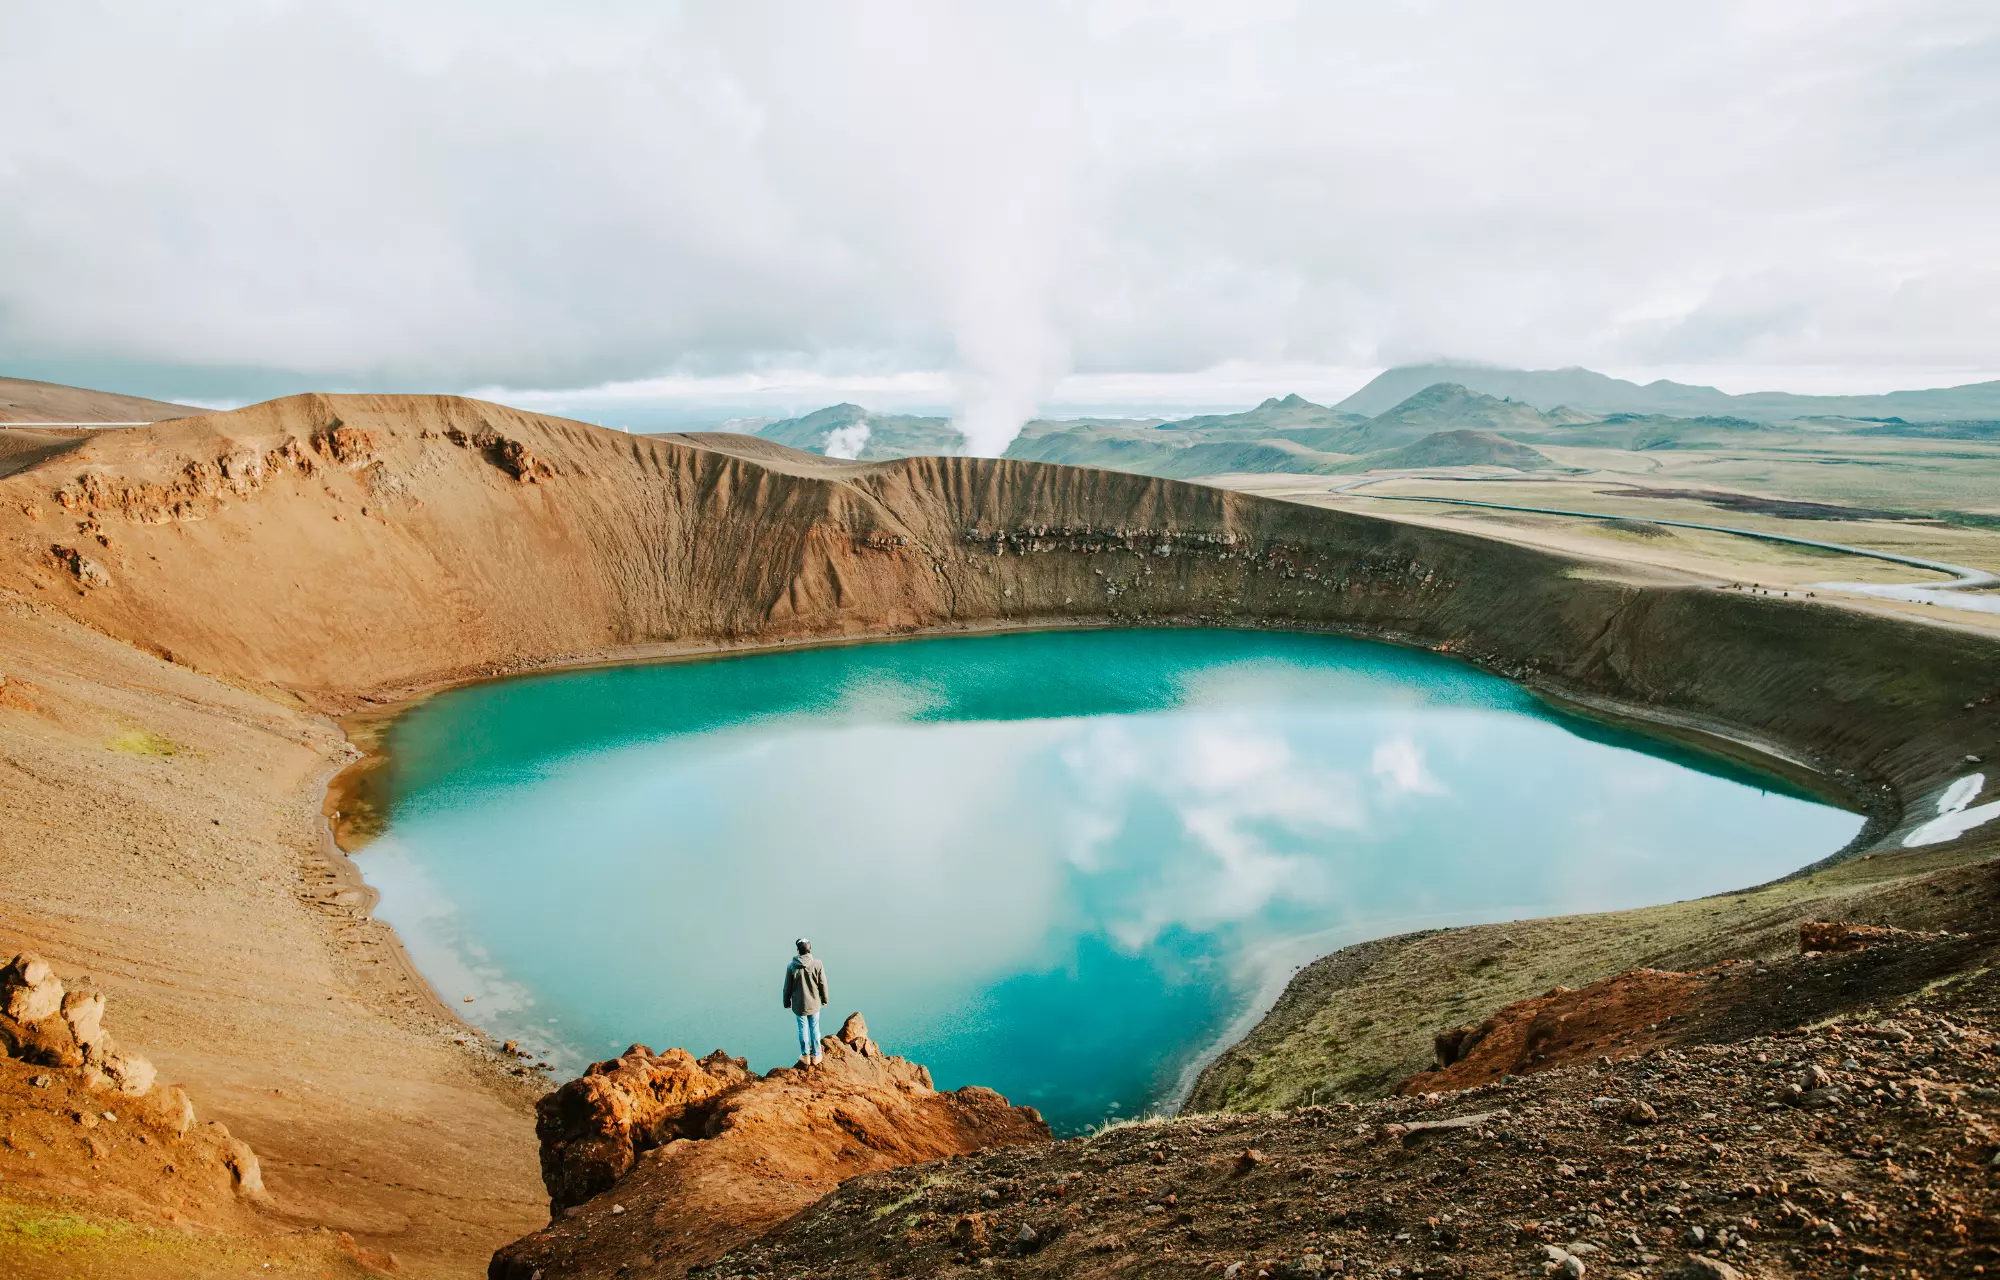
[782,938,829,1065]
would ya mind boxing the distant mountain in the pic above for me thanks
[1003,430,1185,471]
[754,362,1990,479]
[1155,393,1368,438]
[756,404,963,460]
[1337,429,1559,473]
[1848,419,2000,441]
[1145,439,1344,479]
[1333,383,1558,451]
[1004,429,1344,479]
[1502,413,1796,451]
[1006,385,1587,479]
[1335,362,2000,423]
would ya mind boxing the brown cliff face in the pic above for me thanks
[491,1013,1050,1279]
[1,392,1991,849]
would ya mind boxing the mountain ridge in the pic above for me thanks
[1335,361,2000,421]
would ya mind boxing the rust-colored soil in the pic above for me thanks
[717,957,2000,1279]
[1404,921,1988,1093]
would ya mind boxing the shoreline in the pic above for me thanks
[316,610,1886,1115]
[313,801,473,1034]
[324,606,1876,856]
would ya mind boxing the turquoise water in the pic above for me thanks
[360,629,1861,1133]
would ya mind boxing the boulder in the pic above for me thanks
[837,1011,882,1058]
[225,1136,267,1198]
[0,1011,84,1068]
[1620,1099,1659,1125]
[144,1084,198,1138]
[533,1044,754,1211]
[61,989,107,1055]
[3,952,64,1022]
[104,1046,157,1096]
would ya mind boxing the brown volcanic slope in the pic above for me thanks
[0,374,202,423]
[0,391,1996,1275]
[1,375,202,483]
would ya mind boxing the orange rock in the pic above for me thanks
[1798,919,1911,953]
[534,1044,753,1211]
[493,1013,1048,1279]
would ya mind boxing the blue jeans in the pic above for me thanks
[796,1010,821,1059]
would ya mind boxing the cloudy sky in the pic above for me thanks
[5,2,1997,442]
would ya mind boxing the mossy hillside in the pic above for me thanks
[1187,826,2000,1113]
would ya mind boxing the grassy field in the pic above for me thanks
[1215,429,2000,632]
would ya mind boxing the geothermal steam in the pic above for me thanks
[823,421,872,460]
[947,217,1067,457]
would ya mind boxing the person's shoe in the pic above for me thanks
[812,1052,824,1065]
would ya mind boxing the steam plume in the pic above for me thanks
[949,224,1068,456]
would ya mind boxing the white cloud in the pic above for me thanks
[1060,716,1364,949]
[5,2,1999,447]
[1371,737,1445,799]
[822,421,871,460]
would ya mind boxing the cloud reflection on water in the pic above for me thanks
[362,631,1863,1131]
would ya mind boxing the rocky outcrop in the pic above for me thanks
[0,952,269,1225]
[1799,918,1930,952]
[536,1045,754,1211]
[47,540,111,587]
[2,951,162,1093]
[490,1012,1049,1279]
[442,423,554,481]
[1,951,250,1170]
[1404,968,1704,1092]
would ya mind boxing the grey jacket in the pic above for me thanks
[782,954,828,1016]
